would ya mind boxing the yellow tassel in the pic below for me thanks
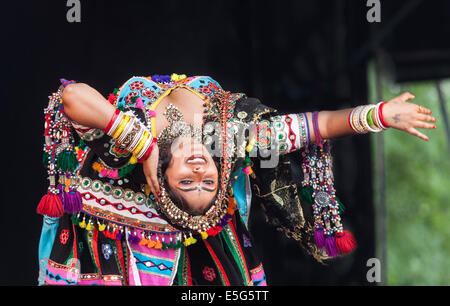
[129,156,137,164]
[183,238,191,247]
[79,220,86,229]
[86,222,94,231]
[248,166,253,175]
[144,184,151,197]
[246,137,256,152]
[191,237,197,245]
[139,237,149,245]
[98,224,106,232]
[201,232,208,240]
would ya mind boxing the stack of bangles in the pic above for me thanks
[348,102,390,134]
[104,109,157,163]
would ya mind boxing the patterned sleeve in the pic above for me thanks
[232,97,328,262]
[254,113,311,156]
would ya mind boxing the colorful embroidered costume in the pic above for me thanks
[38,74,355,285]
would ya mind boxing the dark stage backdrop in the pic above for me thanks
[0,0,374,285]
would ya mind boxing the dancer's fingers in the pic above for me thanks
[416,113,436,123]
[399,92,415,101]
[414,120,436,130]
[148,146,160,197]
[407,126,429,141]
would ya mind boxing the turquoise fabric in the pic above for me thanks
[232,168,250,226]
[38,216,59,264]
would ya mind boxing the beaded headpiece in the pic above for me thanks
[156,103,202,153]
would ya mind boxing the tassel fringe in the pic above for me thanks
[37,192,64,218]
[336,230,357,254]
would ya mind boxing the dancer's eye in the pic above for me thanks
[203,180,214,185]
[180,180,193,185]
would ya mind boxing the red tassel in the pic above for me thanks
[206,228,215,236]
[37,192,64,218]
[336,230,357,254]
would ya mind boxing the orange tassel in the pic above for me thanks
[147,239,156,248]
[154,240,163,249]
[139,237,149,246]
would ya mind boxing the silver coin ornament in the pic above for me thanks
[314,191,331,208]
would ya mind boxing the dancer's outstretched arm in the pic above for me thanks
[312,92,436,142]
[257,92,437,156]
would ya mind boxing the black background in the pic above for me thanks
[1,0,448,285]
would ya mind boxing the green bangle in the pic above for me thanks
[367,107,376,128]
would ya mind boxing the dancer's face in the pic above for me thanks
[164,137,219,215]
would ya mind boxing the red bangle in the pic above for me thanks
[138,137,157,163]
[378,102,390,128]
[105,109,121,134]
[348,110,352,130]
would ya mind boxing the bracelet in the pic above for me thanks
[378,102,390,128]
[121,121,140,149]
[297,113,308,148]
[138,137,157,163]
[367,107,375,128]
[374,102,389,130]
[136,135,153,159]
[132,130,151,156]
[361,105,382,133]
[127,125,145,153]
[107,111,125,137]
[105,109,121,135]
[116,116,134,143]
[349,106,366,134]
[312,111,322,144]
[104,107,157,159]
[112,115,130,139]
[303,113,311,145]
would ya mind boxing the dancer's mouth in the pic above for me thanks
[186,154,207,165]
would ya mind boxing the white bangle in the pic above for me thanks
[107,111,124,137]
[350,106,367,134]
[374,102,389,130]
[136,135,153,159]
[361,105,383,133]
[127,126,145,153]
[117,116,135,143]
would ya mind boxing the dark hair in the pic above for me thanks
[158,142,220,216]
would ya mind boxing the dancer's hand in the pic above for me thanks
[142,144,160,200]
[382,92,437,141]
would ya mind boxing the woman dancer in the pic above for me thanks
[37,74,436,285]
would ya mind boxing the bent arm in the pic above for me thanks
[62,83,115,129]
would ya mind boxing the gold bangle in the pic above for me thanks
[132,130,150,156]
[112,115,130,139]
